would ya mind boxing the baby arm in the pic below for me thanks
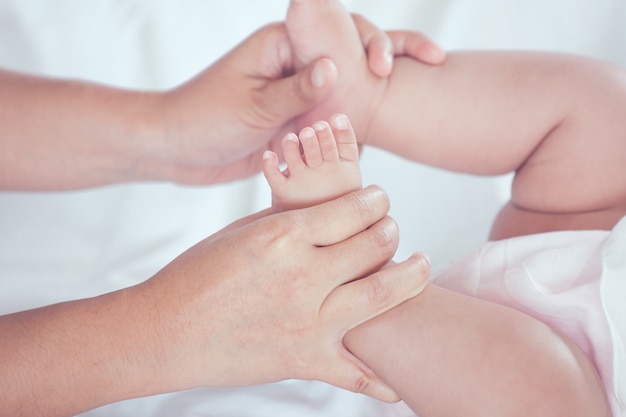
[365,52,626,237]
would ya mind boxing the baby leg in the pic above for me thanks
[286,0,386,135]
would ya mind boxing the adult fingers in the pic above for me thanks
[294,185,392,247]
[313,253,431,401]
[322,252,432,333]
[387,30,446,65]
[319,348,401,403]
[260,57,338,124]
[240,23,339,124]
[317,216,400,288]
[352,14,446,77]
[351,13,393,77]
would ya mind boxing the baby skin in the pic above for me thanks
[263,113,362,212]
[286,0,626,240]
[286,0,444,138]
[262,115,610,417]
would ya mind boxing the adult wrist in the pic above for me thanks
[115,89,177,184]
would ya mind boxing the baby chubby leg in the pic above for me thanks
[286,0,387,135]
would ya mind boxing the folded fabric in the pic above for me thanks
[433,217,626,416]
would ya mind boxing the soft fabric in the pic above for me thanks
[432,217,626,416]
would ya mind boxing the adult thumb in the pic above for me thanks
[328,352,401,403]
[261,57,338,122]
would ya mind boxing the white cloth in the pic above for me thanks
[432,217,626,416]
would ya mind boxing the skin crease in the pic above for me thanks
[0,12,447,417]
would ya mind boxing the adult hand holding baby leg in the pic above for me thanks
[349,13,446,77]
[2,15,432,190]
[0,187,430,416]
[145,186,430,402]
[0,23,335,190]
[286,0,445,136]
[151,14,444,186]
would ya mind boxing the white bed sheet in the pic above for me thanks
[1,1,625,416]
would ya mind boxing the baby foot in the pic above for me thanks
[286,0,386,138]
[287,0,363,69]
[262,114,362,212]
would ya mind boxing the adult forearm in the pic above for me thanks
[0,69,162,190]
[0,278,225,417]
[0,284,180,417]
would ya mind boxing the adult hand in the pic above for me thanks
[147,17,445,185]
[1,187,431,416]
[0,12,444,191]
[142,186,431,401]
[0,18,440,191]
[351,13,446,77]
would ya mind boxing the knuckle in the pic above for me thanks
[348,192,373,218]
[415,254,432,276]
[367,274,392,306]
[371,218,398,256]
[351,372,372,395]
[258,213,301,251]
[408,252,432,281]
[347,186,389,224]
